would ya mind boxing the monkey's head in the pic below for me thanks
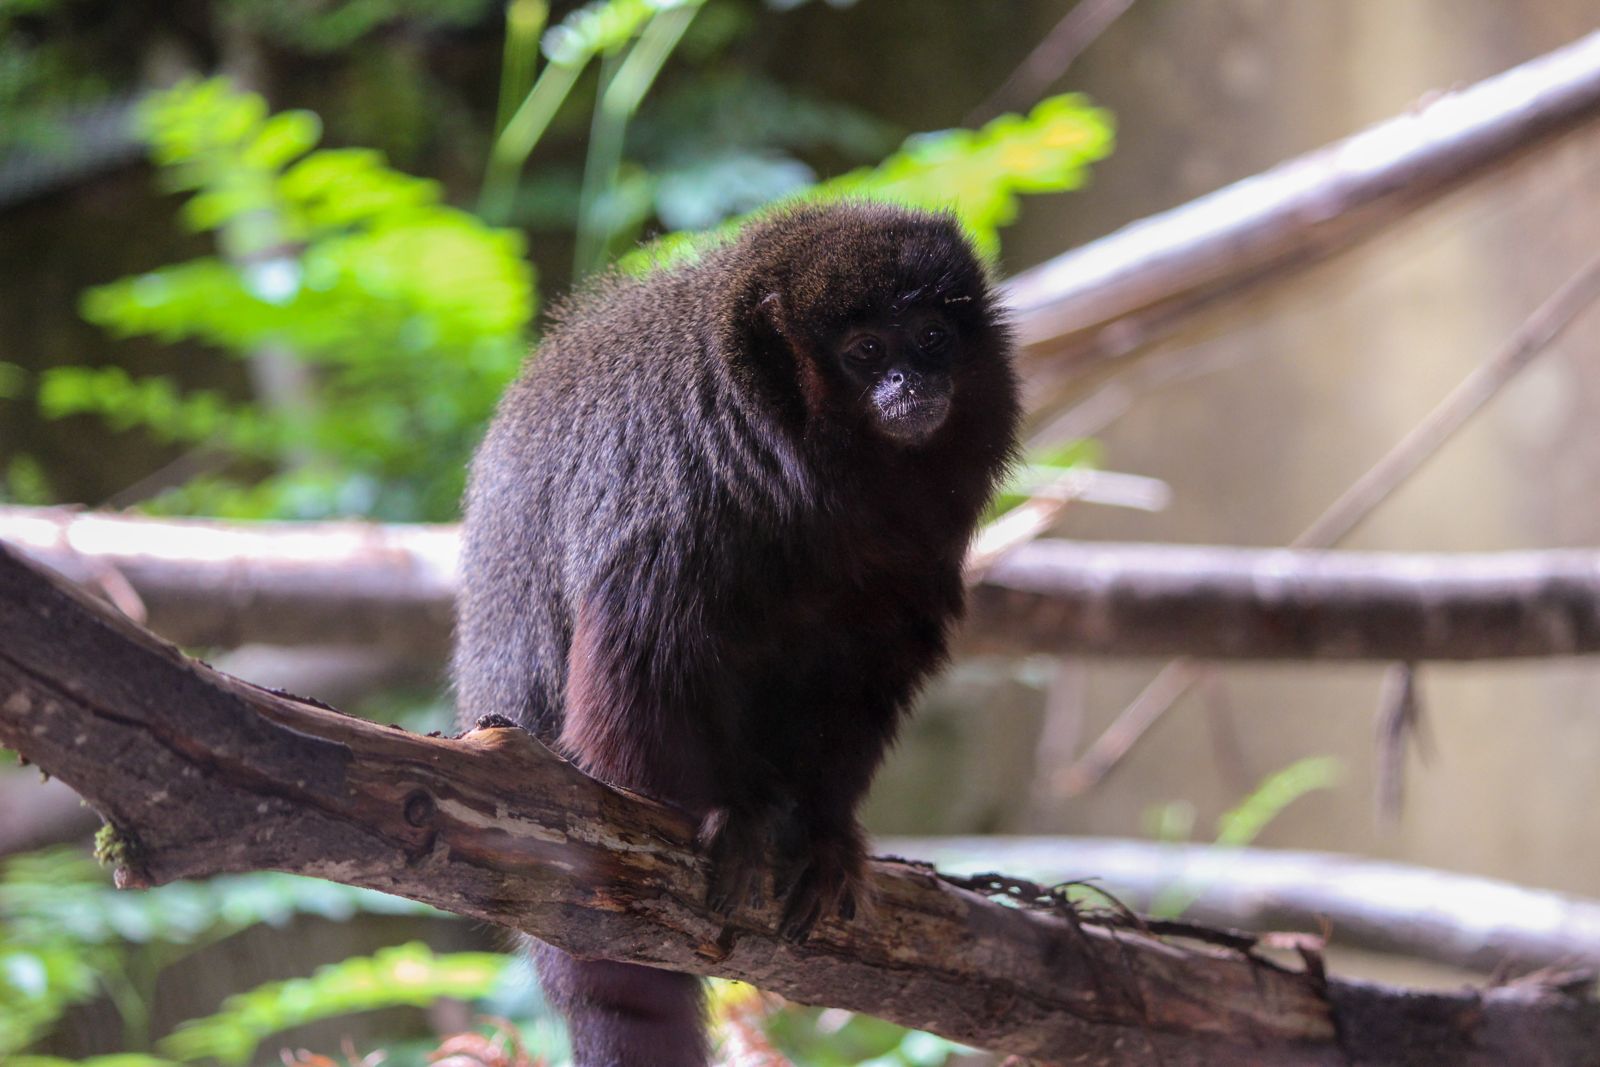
[727,203,1015,451]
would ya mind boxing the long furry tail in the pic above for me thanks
[533,941,708,1067]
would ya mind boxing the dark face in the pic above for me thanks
[833,308,958,447]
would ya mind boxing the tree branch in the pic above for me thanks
[971,541,1600,660]
[4,542,1598,1064]
[9,507,1600,662]
[885,837,1600,976]
[0,506,456,652]
[1004,27,1600,411]
[966,0,1137,126]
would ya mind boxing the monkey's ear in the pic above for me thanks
[752,289,829,422]
[756,291,794,343]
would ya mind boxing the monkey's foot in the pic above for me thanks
[774,831,867,943]
[698,807,772,918]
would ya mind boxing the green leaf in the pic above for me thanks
[542,0,659,66]
[1214,756,1342,848]
[1,455,54,505]
[241,109,322,171]
[38,367,276,454]
[1149,757,1343,917]
[157,944,511,1065]
[820,93,1115,258]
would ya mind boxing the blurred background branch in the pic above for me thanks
[13,506,1600,662]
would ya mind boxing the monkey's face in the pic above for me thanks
[834,309,957,447]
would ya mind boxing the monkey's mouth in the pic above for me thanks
[876,394,952,445]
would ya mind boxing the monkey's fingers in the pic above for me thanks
[775,837,865,943]
[777,882,828,943]
[698,807,768,917]
[776,866,859,943]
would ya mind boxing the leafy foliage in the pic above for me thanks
[823,93,1114,258]
[0,846,436,1057]
[762,1005,971,1066]
[157,944,509,1065]
[5,944,510,1067]
[45,79,534,520]
[627,91,1114,271]
[0,454,54,504]
[0,933,102,1056]
[635,71,899,231]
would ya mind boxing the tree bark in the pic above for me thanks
[3,540,1599,1065]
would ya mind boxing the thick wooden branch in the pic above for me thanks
[10,507,1600,661]
[0,506,457,652]
[1003,28,1600,406]
[886,837,1600,976]
[3,543,1600,1064]
[971,541,1600,660]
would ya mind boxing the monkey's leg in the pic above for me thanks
[770,739,886,942]
[769,687,908,942]
[551,583,734,1067]
[532,941,708,1067]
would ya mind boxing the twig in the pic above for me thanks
[1056,659,1200,796]
[1031,331,1270,444]
[1374,663,1422,824]
[1024,658,1087,829]
[100,447,229,510]
[966,0,1136,126]
[1199,671,1251,796]
[1058,250,1600,795]
[1292,252,1600,548]
[965,465,1169,584]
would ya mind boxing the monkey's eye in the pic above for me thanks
[846,335,885,363]
[916,323,950,352]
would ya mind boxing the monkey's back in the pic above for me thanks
[453,256,814,746]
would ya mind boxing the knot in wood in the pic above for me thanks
[403,789,435,827]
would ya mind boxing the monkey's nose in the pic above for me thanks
[886,369,922,393]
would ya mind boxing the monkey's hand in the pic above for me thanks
[698,805,778,918]
[773,822,867,943]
